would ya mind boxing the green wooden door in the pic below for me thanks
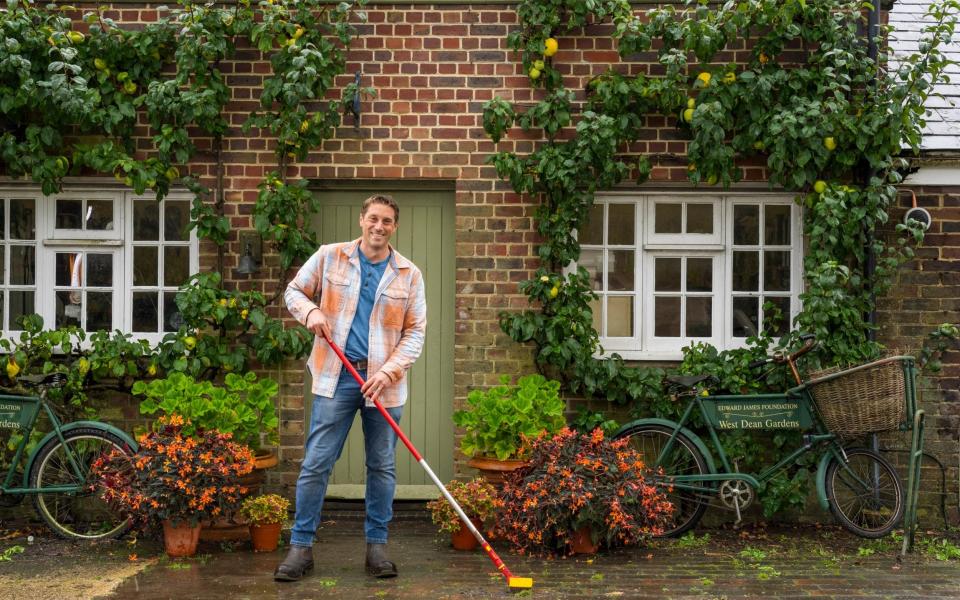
[306,187,455,499]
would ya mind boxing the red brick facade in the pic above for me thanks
[16,4,958,519]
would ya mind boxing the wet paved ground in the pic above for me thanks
[102,517,960,599]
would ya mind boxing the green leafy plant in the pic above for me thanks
[0,545,24,562]
[453,374,566,461]
[494,427,672,556]
[135,372,279,451]
[426,478,497,534]
[238,493,290,526]
[93,415,254,527]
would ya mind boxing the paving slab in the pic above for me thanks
[100,518,960,600]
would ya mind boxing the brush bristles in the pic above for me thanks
[508,577,533,589]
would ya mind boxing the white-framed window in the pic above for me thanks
[0,187,198,343]
[575,192,803,361]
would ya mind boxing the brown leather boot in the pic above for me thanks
[365,542,398,578]
[273,545,314,582]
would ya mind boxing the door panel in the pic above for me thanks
[306,189,455,499]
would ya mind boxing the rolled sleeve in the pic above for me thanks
[285,248,324,324]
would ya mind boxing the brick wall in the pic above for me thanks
[36,4,957,522]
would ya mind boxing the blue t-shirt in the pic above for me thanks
[344,250,390,362]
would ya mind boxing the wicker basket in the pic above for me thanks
[806,357,906,437]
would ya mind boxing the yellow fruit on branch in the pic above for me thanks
[823,137,837,151]
[147,364,157,377]
[77,358,90,376]
[528,67,541,80]
[687,98,696,109]
[67,31,84,44]
[543,37,559,57]
[6,359,20,380]
[533,59,544,70]
[549,286,559,299]
[184,336,197,351]
[165,166,180,180]
[241,309,249,320]
[814,180,827,194]
[723,72,736,84]
[759,52,769,64]
[300,120,310,133]
[682,108,695,123]
[94,58,107,71]
[696,72,711,86]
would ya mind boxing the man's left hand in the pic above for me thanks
[361,371,392,403]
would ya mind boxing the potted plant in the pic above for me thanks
[494,427,673,556]
[93,415,254,557]
[453,374,566,483]
[426,478,497,551]
[239,494,290,552]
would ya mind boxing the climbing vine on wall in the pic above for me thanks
[0,0,370,406]
[484,0,958,514]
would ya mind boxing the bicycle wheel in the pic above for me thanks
[29,427,134,540]
[615,424,710,537]
[825,447,904,538]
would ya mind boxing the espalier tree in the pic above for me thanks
[483,0,958,514]
[0,0,371,413]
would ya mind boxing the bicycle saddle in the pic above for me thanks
[664,374,713,389]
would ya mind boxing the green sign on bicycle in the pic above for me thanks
[703,396,813,430]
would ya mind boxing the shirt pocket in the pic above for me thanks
[379,285,409,329]
[320,273,350,314]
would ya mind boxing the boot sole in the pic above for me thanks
[274,562,314,582]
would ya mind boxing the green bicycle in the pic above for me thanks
[614,334,907,539]
[0,373,137,539]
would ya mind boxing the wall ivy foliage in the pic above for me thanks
[484,0,958,515]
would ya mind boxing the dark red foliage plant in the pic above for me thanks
[494,427,672,556]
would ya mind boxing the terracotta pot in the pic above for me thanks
[467,456,528,486]
[254,450,279,470]
[199,516,250,542]
[570,526,599,555]
[249,522,283,552]
[163,520,202,558]
[450,518,480,551]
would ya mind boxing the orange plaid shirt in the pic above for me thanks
[285,238,427,407]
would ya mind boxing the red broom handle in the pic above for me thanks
[321,334,525,586]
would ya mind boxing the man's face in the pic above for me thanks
[359,202,397,253]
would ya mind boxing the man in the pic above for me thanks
[274,194,426,581]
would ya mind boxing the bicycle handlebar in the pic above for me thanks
[19,373,67,389]
[748,334,817,370]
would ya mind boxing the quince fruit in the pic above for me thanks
[528,67,541,80]
[184,336,197,351]
[543,38,559,57]
[6,359,20,380]
[813,180,827,194]
[682,108,695,123]
[696,72,711,86]
[823,137,837,151]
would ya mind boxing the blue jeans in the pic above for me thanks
[290,370,403,547]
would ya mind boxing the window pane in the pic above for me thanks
[0,246,4,283]
[588,297,601,336]
[164,201,190,241]
[686,297,712,337]
[580,248,603,291]
[163,291,183,332]
[687,204,713,234]
[134,247,159,286]
[55,252,78,286]
[56,199,83,229]
[132,292,159,332]
[654,297,681,337]
[580,204,604,245]
[607,296,633,337]
[87,291,112,331]
[732,251,759,291]
[609,250,634,291]
[56,290,81,328]
[733,205,759,245]
[87,253,113,287]
[87,200,114,231]
[0,290,3,331]
[732,296,758,337]
[10,199,35,240]
[0,203,5,240]
[608,204,634,245]
[164,247,190,286]
[655,203,682,234]
[686,258,712,292]
[9,291,34,329]
[764,251,790,291]
[765,205,791,245]
[763,296,791,337]
[10,246,35,285]
[134,201,160,241]
[655,257,681,291]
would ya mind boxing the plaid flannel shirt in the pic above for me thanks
[285,238,427,407]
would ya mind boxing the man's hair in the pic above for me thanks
[361,194,399,223]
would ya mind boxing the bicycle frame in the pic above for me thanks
[0,392,87,495]
[651,386,843,496]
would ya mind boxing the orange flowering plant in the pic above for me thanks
[92,415,255,527]
[494,427,673,556]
